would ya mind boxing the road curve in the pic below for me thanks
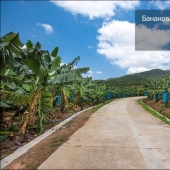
[38,97,170,169]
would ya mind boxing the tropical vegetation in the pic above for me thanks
[0,32,169,141]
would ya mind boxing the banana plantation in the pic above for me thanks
[0,32,169,144]
[144,77,170,104]
[0,32,113,139]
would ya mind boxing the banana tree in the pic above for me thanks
[72,82,84,109]
[20,42,89,134]
[61,86,70,112]
[0,32,26,123]
[137,87,144,96]
[1,32,89,134]
[76,79,92,110]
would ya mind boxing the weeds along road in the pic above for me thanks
[38,96,170,169]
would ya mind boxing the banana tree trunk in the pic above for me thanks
[37,94,43,133]
[0,107,3,124]
[18,90,40,135]
[73,92,80,108]
[61,88,68,111]
[52,92,56,107]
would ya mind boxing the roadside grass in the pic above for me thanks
[65,121,71,128]
[138,99,170,126]
[26,163,38,170]
[92,99,115,112]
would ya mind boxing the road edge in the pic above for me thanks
[138,99,170,125]
[1,99,115,169]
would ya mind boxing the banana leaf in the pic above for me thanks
[0,134,9,142]
[0,101,11,108]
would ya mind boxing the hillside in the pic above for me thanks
[94,69,170,86]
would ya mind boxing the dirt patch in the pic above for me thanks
[0,112,69,160]
[0,105,90,160]
[3,109,95,170]
[143,98,170,119]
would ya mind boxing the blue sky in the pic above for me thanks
[1,1,170,80]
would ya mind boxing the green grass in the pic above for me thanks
[138,99,170,126]
[92,99,115,112]
[65,121,71,128]
[21,161,25,165]
[25,163,38,170]
[50,142,63,147]
[84,117,89,121]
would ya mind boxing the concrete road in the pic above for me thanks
[38,97,170,169]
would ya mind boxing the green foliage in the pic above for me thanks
[9,125,19,132]
[0,131,12,135]
[42,92,53,108]
[1,32,90,134]
[0,32,24,71]
[12,105,28,120]
[51,47,59,58]
[0,134,9,143]
[0,101,11,108]
[0,89,32,106]
[68,102,74,108]
[2,31,168,135]
[144,74,169,105]
[94,69,170,86]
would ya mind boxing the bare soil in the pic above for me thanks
[0,105,91,160]
[3,108,95,170]
[143,98,170,119]
[0,111,72,160]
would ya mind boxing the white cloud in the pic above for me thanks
[87,70,94,74]
[152,0,170,10]
[97,20,170,74]
[37,23,53,34]
[50,1,139,20]
[113,1,140,9]
[82,73,93,78]
[82,70,94,78]
[60,62,77,69]
[60,62,65,66]
[21,44,26,49]
[97,71,102,74]
[88,45,94,49]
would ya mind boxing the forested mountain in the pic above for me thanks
[94,69,170,86]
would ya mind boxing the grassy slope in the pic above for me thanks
[138,99,170,126]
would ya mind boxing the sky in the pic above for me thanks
[1,0,170,80]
